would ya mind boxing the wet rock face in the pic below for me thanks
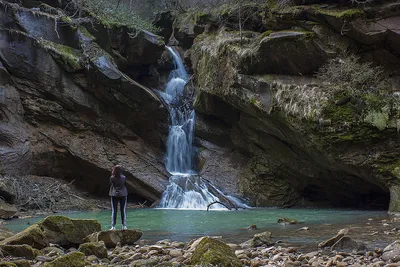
[0,1,170,204]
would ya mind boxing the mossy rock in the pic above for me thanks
[190,237,241,267]
[78,241,107,259]
[0,244,40,260]
[39,216,101,246]
[43,251,85,267]
[0,224,48,249]
[0,227,14,241]
[0,262,17,267]
[8,260,31,267]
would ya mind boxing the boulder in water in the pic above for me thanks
[190,236,241,267]
[277,217,298,225]
[78,241,108,259]
[43,251,85,267]
[382,240,400,262]
[83,229,142,248]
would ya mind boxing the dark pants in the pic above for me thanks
[111,196,127,227]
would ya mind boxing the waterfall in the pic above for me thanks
[157,47,227,210]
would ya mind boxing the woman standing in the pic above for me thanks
[109,165,128,230]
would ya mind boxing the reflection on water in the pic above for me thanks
[4,208,396,250]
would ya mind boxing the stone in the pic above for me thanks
[382,240,400,262]
[0,244,39,260]
[277,217,299,225]
[319,229,349,248]
[331,236,366,252]
[0,200,17,219]
[43,251,85,267]
[190,237,241,267]
[78,241,108,259]
[83,229,142,248]
[246,231,274,247]
[169,249,183,257]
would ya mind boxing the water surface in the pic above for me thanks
[5,208,394,250]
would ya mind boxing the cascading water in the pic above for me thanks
[158,47,231,210]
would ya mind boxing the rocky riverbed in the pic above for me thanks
[0,215,399,267]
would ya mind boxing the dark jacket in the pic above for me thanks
[109,175,128,197]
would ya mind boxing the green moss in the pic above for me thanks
[38,40,82,72]
[0,244,40,260]
[315,7,364,19]
[61,16,73,24]
[43,252,85,267]
[0,262,17,267]
[364,105,389,131]
[190,237,241,267]
[0,224,48,249]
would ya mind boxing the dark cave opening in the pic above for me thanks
[301,184,390,210]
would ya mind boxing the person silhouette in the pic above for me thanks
[109,165,128,230]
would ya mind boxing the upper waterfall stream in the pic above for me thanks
[158,47,241,210]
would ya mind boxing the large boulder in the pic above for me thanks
[83,229,142,248]
[39,216,101,246]
[190,237,241,267]
[0,224,48,249]
[1,216,101,248]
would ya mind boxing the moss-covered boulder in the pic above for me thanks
[84,229,142,248]
[43,251,85,267]
[0,244,40,260]
[78,241,107,259]
[1,216,101,248]
[0,224,48,249]
[39,216,101,246]
[190,237,241,267]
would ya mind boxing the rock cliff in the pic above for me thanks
[0,0,170,204]
[167,0,400,211]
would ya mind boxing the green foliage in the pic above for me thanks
[84,0,157,31]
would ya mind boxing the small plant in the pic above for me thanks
[316,55,384,96]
